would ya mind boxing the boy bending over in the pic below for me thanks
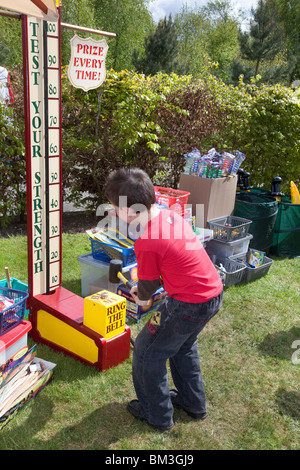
[104,167,223,431]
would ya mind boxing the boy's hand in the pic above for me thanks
[130,286,150,306]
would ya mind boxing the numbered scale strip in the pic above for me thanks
[44,17,62,294]
[22,13,62,297]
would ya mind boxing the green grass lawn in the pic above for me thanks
[0,233,299,450]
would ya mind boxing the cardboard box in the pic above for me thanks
[179,174,237,228]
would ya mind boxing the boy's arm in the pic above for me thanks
[130,278,161,305]
[137,278,161,300]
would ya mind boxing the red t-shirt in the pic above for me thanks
[134,210,223,303]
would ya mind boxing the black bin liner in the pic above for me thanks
[270,196,300,258]
[234,192,278,252]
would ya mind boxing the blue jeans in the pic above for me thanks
[132,291,223,429]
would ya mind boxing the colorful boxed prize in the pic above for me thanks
[247,248,265,267]
[117,284,167,322]
[83,290,127,340]
[183,148,246,179]
[183,148,201,175]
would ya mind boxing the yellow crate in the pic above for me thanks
[83,290,126,340]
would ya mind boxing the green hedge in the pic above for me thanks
[1,67,299,224]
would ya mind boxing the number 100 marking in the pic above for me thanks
[47,23,57,34]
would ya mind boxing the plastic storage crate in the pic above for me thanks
[233,251,274,283]
[90,237,136,267]
[0,286,29,336]
[154,186,190,216]
[0,320,31,365]
[78,252,137,297]
[208,215,252,241]
[208,253,246,288]
[0,278,29,319]
[206,234,253,258]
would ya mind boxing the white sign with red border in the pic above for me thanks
[67,35,108,91]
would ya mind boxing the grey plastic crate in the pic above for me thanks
[232,251,273,283]
[206,234,253,258]
[208,216,252,242]
[208,253,246,288]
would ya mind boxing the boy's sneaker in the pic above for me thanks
[127,400,173,432]
[170,389,207,420]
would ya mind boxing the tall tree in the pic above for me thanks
[93,0,153,71]
[0,14,22,67]
[61,0,96,66]
[202,0,241,81]
[133,14,181,75]
[238,0,284,76]
[175,1,241,82]
[271,0,300,82]
[175,4,209,77]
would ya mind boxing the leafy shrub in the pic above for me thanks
[61,69,165,211]
[210,77,300,193]
[1,67,299,225]
[61,69,227,209]
[0,66,26,227]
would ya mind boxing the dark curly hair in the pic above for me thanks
[104,167,155,211]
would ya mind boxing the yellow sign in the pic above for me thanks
[83,290,126,340]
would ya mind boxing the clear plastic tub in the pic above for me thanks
[206,234,253,258]
[78,253,137,297]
